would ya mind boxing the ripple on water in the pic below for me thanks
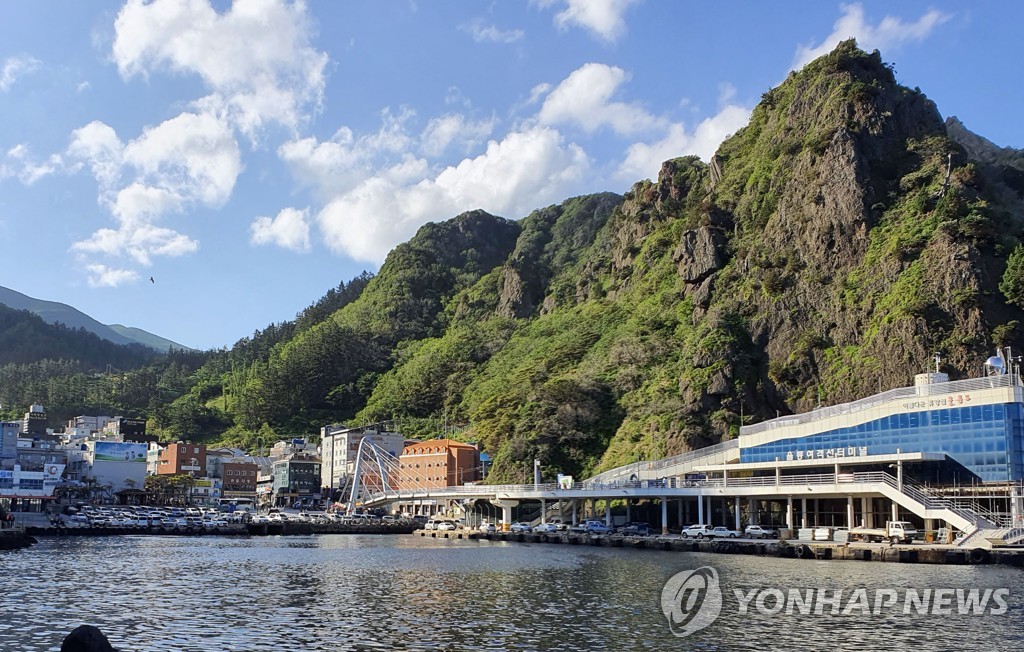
[2,535,1023,651]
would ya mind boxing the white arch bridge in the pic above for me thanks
[346,439,1006,543]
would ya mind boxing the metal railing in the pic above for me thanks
[582,439,739,486]
[740,374,1018,436]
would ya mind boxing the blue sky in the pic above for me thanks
[0,1,1020,351]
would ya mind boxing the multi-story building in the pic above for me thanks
[272,453,321,507]
[65,415,115,434]
[156,442,207,476]
[22,405,47,436]
[320,424,407,494]
[1,421,18,465]
[72,441,148,493]
[204,446,260,502]
[398,439,481,490]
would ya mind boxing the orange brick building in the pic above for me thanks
[398,439,480,489]
[157,442,207,476]
[222,461,259,494]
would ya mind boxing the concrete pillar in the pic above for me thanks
[734,497,741,531]
[786,497,794,530]
[605,501,612,527]
[748,498,757,526]
[775,465,781,488]
[813,498,819,527]
[572,500,578,526]
[891,500,899,524]
[677,498,684,527]
[590,499,596,519]
[698,494,705,524]
[540,498,547,524]
[626,500,632,522]
[501,505,513,531]
[723,469,728,488]
[705,496,712,525]
[661,497,669,535]
[847,496,855,529]
[860,497,871,528]
[801,498,808,529]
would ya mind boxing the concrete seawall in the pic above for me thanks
[417,530,1024,566]
[22,522,419,538]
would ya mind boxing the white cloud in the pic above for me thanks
[421,114,496,157]
[67,121,124,187]
[112,0,328,138]
[65,112,238,272]
[540,0,641,43]
[794,3,952,69]
[3,144,63,185]
[0,56,41,92]
[317,126,591,263]
[616,105,751,182]
[83,263,139,288]
[538,62,663,135]
[461,19,525,44]
[122,112,241,208]
[250,206,311,252]
[74,220,197,268]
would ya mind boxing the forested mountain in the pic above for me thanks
[8,42,1024,484]
[0,285,188,352]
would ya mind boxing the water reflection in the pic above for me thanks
[1,535,1022,651]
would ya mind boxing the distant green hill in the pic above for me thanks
[0,286,189,352]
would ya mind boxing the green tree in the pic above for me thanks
[1000,245,1024,308]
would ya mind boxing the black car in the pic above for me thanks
[617,521,651,536]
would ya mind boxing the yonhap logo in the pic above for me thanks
[660,566,723,638]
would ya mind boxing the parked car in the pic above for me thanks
[585,520,613,535]
[533,523,559,534]
[711,526,740,538]
[681,524,712,539]
[744,525,777,539]
[479,522,497,533]
[617,522,651,536]
[510,522,533,533]
[437,520,457,531]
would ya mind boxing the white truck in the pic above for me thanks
[848,520,919,544]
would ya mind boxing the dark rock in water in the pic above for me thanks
[61,625,116,652]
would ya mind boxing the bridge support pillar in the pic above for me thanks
[847,496,855,529]
[705,496,712,526]
[492,499,518,532]
[677,498,684,527]
[698,494,705,525]
[801,498,808,529]
[748,498,757,526]
[572,500,578,526]
[604,502,612,527]
[661,497,668,535]
[786,497,794,530]
[734,497,741,531]
[891,500,899,523]
[861,497,871,528]
[626,500,632,523]
[540,499,546,524]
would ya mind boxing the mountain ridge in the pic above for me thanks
[0,285,190,352]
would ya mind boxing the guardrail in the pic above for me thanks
[582,439,739,486]
[740,374,1018,436]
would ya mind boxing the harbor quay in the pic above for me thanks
[417,527,1024,566]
